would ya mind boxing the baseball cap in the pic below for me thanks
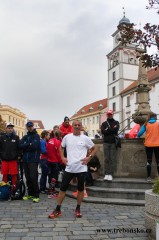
[6,122,14,128]
[26,121,34,127]
[106,110,114,115]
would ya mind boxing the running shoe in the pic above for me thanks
[147,177,152,183]
[48,192,58,199]
[23,195,33,200]
[40,190,46,194]
[74,209,82,218]
[48,191,58,199]
[48,210,62,219]
[33,197,39,203]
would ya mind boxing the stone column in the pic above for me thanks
[132,47,152,125]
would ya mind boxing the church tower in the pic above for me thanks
[107,12,139,124]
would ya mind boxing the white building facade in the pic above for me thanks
[107,15,159,134]
[107,15,139,127]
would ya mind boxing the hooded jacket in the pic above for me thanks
[19,129,40,163]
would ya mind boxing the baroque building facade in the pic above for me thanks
[0,104,26,138]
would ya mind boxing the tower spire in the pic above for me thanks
[122,7,125,17]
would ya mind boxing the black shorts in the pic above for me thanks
[60,171,86,192]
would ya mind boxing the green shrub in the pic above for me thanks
[152,177,159,194]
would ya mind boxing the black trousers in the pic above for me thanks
[60,171,86,192]
[145,146,159,177]
[23,162,39,198]
[48,162,59,184]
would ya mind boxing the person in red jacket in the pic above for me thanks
[60,117,73,139]
[46,134,61,198]
[60,117,73,158]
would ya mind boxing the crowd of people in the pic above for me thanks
[0,110,158,218]
[0,116,99,218]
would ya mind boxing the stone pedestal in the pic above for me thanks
[94,138,158,178]
[145,190,159,240]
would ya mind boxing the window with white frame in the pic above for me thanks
[127,96,130,106]
[112,86,116,96]
[113,102,116,112]
[112,71,116,81]
[96,116,99,124]
[92,117,95,124]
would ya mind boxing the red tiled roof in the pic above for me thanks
[147,67,159,81]
[70,98,107,119]
[120,67,159,95]
[120,80,139,94]
[29,120,45,129]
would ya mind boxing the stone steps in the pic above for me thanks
[66,190,145,206]
[66,178,153,206]
[94,177,153,189]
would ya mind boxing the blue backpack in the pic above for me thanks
[0,183,11,201]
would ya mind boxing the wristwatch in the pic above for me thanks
[89,155,93,158]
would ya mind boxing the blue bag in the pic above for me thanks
[0,183,11,201]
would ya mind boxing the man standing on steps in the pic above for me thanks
[48,119,97,219]
[101,110,119,181]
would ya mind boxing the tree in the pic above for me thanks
[0,115,6,134]
[118,0,159,69]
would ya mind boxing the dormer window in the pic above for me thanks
[89,107,93,112]
[98,104,103,109]
[34,123,39,128]
[81,109,85,113]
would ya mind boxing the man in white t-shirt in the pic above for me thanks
[48,120,97,219]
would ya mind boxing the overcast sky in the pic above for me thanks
[0,0,158,129]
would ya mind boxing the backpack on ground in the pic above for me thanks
[11,179,26,200]
[0,182,11,201]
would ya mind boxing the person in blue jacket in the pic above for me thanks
[19,121,40,203]
[40,130,50,193]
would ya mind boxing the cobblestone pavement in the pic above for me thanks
[0,193,149,240]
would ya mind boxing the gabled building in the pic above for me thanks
[70,98,107,138]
